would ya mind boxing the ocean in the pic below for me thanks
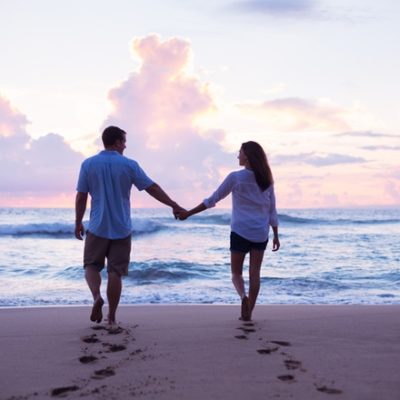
[0,207,399,307]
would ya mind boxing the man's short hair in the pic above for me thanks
[102,126,126,147]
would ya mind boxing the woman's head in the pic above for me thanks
[241,141,273,191]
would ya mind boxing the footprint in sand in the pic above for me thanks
[235,335,248,340]
[51,385,80,396]
[79,355,98,364]
[93,367,115,379]
[82,334,100,343]
[257,346,279,354]
[270,340,291,347]
[277,374,295,382]
[316,385,343,394]
[130,349,144,356]
[108,326,124,335]
[284,359,303,371]
[237,327,256,333]
[106,344,127,353]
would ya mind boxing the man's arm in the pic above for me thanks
[75,192,88,240]
[145,183,184,217]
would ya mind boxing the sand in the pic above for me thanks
[0,305,399,400]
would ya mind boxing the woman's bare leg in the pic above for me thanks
[248,250,265,316]
[231,251,246,298]
[231,251,252,320]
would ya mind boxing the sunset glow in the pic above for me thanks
[1,0,399,208]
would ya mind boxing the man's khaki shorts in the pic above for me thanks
[84,231,132,277]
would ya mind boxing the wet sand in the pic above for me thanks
[1,305,399,399]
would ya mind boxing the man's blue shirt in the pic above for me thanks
[77,150,154,239]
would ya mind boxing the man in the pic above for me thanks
[75,125,183,325]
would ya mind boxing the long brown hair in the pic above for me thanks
[241,141,273,191]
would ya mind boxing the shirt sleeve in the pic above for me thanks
[203,173,235,208]
[76,162,89,193]
[269,184,279,227]
[130,161,154,191]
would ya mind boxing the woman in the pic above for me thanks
[178,141,280,321]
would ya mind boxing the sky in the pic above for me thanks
[0,0,399,209]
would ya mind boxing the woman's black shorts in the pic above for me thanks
[230,231,268,253]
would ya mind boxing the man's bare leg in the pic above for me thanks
[85,266,104,323]
[248,250,265,317]
[107,272,122,325]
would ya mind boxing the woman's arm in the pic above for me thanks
[271,225,280,251]
[178,173,235,220]
[178,203,207,220]
[269,185,280,251]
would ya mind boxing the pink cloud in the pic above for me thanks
[240,97,350,132]
[385,180,400,202]
[0,95,29,138]
[0,95,83,202]
[103,35,231,203]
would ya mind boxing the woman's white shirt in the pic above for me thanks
[203,169,278,242]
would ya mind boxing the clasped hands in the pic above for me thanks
[172,205,190,221]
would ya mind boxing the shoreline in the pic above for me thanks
[1,304,399,399]
[1,302,400,310]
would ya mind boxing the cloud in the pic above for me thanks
[361,145,400,151]
[336,131,398,138]
[0,95,29,138]
[226,1,376,23]
[239,97,349,132]
[229,0,315,16]
[273,152,366,166]
[0,94,83,196]
[384,180,400,203]
[103,35,232,199]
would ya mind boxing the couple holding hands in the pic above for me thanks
[75,126,279,326]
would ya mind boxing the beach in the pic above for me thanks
[1,305,399,399]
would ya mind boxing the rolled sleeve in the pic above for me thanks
[269,185,279,227]
[203,173,235,209]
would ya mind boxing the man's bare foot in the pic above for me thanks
[90,297,104,323]
[241,296,251,321]
[106,313,117,325]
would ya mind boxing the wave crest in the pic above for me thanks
[0,217,165,237]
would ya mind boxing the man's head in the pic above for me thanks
[102,126,126,154]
